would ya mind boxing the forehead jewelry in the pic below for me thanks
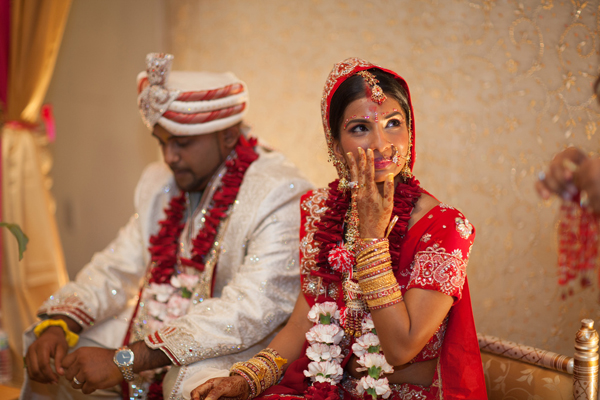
[356,70,387,105]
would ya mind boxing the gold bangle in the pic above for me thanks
[355,260,392,281]
[356,263,393,280]
[355,259,392,278]
[230,363,260,398]
[362,283,401,300]
[257,349,287,381]
[357,238,389,252]
[367,289,404,309]
[355,238,388,254]
[356,243,389,260]
[355,251,390,270]
[230,366,257,398]
[33,319,79,347]
[360,274,398,294]
[356,243,390,263]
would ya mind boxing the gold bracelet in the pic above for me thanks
[367,289,404,309]
[230,363,260,398]
[359,273,398,294]
[356,242,389,260]
[230,366,257,398]
[355,251,390,270]
[355,238,388,254]
[257,349,287,382]
[356,262,393,280]
[362,283,402,300]
[33,319,79,347]
[355,259,392,278]
[356,243,390,265]
[231,349,288,398]
[357,237,389,252]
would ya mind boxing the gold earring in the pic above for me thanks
[401,163,412,180]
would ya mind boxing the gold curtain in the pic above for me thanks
[2,0,71,384]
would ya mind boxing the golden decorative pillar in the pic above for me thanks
[574,319,599,400]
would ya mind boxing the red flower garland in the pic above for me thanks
[139,136,258,400]
[312,177,422,284]
[147,135,259,284]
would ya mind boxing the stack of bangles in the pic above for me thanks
[355,238,403,309]
[230,348,287,398]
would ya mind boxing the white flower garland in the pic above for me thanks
[304,303,393,398]
[144,273,199,332]
[304,302,344,384]
[352,314,394,399]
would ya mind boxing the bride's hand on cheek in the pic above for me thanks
[347,147,395,238]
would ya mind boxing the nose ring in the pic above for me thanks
[390,144,409,166]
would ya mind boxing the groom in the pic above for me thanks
[22,53,312,399]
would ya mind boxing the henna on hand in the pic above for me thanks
[190,375,249,400]
[347,147,395,238]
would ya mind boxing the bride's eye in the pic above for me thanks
[386,118,403,128]
[349,124,368,134]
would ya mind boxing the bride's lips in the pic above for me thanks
[374,158,393,170]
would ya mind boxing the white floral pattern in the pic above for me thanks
[455,217,473,240]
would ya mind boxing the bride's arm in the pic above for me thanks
[371,289,453,366]
[267,291,313,366]
[347,148,458,366]
[191,291,312,400]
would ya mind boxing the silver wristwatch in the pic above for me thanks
[113,346,135,381]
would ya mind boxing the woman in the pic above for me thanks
[191,58,486,399]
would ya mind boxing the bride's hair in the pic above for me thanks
[328,68,411,141]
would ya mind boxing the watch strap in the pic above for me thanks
[120,364,134,381]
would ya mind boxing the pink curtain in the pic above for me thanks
[0,0,9,317]
[0,0,8,108]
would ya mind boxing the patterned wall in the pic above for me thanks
[166,0,600,356]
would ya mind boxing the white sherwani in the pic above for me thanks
[21,147,313,400]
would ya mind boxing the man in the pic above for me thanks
[21,53,313,399]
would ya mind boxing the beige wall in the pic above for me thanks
[166,0,600,356]
[46,0,165,278]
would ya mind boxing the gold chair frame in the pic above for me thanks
[478,319,599,400]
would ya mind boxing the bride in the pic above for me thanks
[191,58,486,400]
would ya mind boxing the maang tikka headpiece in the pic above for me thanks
[356,70,387,105]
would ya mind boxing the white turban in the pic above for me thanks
[137,53,249,136]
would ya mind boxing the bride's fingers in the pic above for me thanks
[346,152,359,184]
[365,149,376,191]
[190,380,213,400]
[383,173,395,212]
[357,147,368,189]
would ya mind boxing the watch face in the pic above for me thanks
[116,350,133,365]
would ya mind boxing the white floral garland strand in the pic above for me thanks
[352,314,393,399]
[304,303,393,398]
[304,302,344,384]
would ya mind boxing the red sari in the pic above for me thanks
[259,186,487,400]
